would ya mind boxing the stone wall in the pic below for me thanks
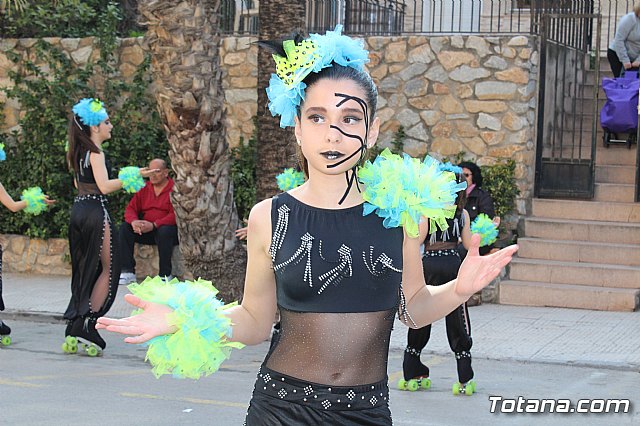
[0,233,184,279]
[2,33,538,218]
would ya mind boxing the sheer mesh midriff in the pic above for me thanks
[77,182,102,196]
[265,307,395,386]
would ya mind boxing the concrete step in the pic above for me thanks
[524,217,640,244]
[595,164,636,184]
[594,182,636,202]
[509,258,640,288]
[531,198,640,223]
[517,237,640,267]
[597,144,638,165]
[499,280,639,311]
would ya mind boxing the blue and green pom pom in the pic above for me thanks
[20,187,47,215]
[0,143,6,161]
[128,277,244,379]
[118,166,145,193]
[470,213,499,247]
[358,149,467,238]
[276,168,305,191]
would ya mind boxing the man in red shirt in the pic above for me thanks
[118,158,178,284]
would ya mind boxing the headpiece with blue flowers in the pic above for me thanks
[266,25,370,128]
[72,98,108,127]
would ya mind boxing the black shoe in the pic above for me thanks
[403,348,430,381]
[455,351,474,384]
[0,320,10,335]
[70,315,106,350]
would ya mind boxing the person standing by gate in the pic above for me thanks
[608,3,640,77]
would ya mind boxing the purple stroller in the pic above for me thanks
[600,70,640,148]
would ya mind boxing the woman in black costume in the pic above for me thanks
[400,169,476,395]
[97,29,518,424]
[64,98,155,355]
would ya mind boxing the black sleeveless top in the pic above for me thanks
[266,192,404,386]
[76,149,112,195]
[426,208,465,245]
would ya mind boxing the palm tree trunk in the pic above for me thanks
[255,0,306,200]
[138,0,246,301]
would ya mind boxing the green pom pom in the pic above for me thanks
[129,277,244,379]
[276,168,305,191]
[20,187,47,215]
[118,166,145,193]
[470,213,498,247]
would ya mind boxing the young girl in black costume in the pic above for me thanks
[97,28,518,424]
[0,181,54,346]
[399,169,477,395]
[64,98,156,356]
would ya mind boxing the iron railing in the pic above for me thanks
[220,1,636,52]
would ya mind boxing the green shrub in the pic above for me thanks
[0,0,141,38]
[231,132,257,221]
[369,125,406,159]
[0,9,166,238]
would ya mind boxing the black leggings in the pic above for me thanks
[607,48,639,78]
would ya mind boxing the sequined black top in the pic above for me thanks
[266,192,404,386]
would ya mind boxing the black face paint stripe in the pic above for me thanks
[327,145,364,168]
[331,93,371,205]
[330,124,364,145]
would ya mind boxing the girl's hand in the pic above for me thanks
[140,167,161,178]
[96,293,178,344]
[43,195,56,205]
[455,234,518,298]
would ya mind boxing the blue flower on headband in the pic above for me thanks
[0,143,6,162]
[266,25,370,128]
[72,98,108,126]
[438,161,463,175]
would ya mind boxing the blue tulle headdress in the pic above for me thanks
[266,25,370,128]
[72,98,108,127]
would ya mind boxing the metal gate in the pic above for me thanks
[534,10,601,198]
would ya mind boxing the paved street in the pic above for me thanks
[1,318,638,425]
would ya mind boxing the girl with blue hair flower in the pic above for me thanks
[63,98,158,356]
[98,28,518,424]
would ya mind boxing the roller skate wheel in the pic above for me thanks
[407,379,419,392]
[85,344,99,357]
[62,342,77,354]
[464,384,474,395]
[420,377,431,389]
[65,336,78,346]
[452,382,461,395]
[397,379,407,390]
[1,335,11,346]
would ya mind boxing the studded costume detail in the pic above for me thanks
[246,193,403,425]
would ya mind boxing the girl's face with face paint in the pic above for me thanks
[295,78,379,178]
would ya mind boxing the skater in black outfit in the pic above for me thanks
[400,169,476,394]
[63,98,156,355]
[0,181,55,346]
[97,28,518,425]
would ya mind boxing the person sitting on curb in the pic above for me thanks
[118,158,178,284]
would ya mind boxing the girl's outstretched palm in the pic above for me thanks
[455,234,518,298]
[96,293,177,344]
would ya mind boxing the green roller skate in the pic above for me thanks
[1,321,12,346]
[398,376,431,391]
[452,380,476,396]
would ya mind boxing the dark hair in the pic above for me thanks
[66,114,100,173]
[458,161,483,187]
[259,33,378,177]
